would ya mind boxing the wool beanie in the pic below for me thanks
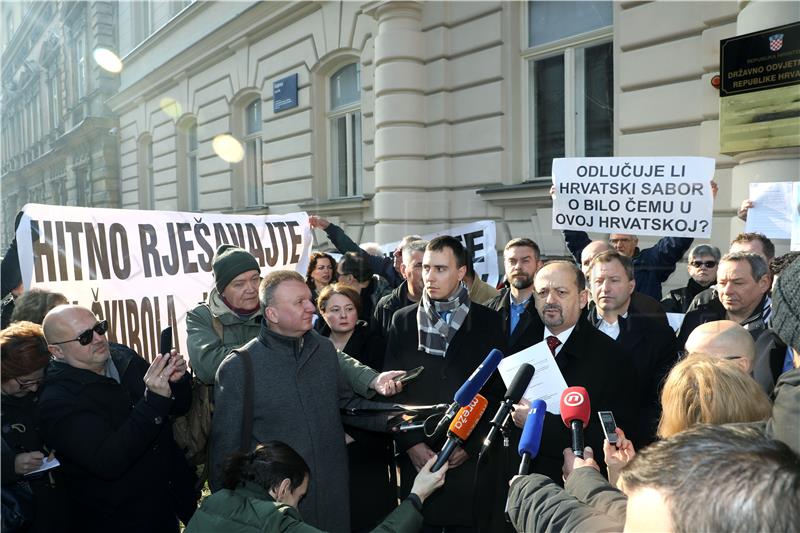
[771,256,800,352]
[212,244,260,293]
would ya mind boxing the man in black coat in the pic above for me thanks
[38,305,197,533]
[586,251,677,445]
[374,239,427,337]
[510,261,639,484]
[385,236,507,531]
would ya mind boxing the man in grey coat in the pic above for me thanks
[209,270,402,533]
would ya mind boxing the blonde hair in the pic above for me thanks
[657,354,772,438]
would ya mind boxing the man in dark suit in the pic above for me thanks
[486,238,544,355]
[586,251,678,445]
[510,261,638,484]
[385,236,506,532]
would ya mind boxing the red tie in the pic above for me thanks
[546,335,561,356]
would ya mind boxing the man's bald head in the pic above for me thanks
[684,320,756,374]
[42,304,87,342]
[43,304,111,374]
[581,240,613,277]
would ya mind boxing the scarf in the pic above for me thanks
[417,283,471,357]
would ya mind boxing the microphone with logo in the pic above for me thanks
[560,386,591,458]
[517,399,547,475]
[480,363,535,456]
[429,349,504,440]
[431,394,489,472]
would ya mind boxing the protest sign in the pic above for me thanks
[16,204,312,361]
[552,157,716,238]
[380,220,499,286]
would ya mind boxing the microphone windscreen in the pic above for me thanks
[454,348,504,406]
[504,363,535,402]
[559,386,591,428]
[518,399,546,458]
[448,394,488,441]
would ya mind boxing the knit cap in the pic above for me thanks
[212,244,260,293]
[771,256,800,352]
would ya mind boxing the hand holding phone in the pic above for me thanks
[159,326,173,361]
[396,366,424,384]
[597,411,618,446]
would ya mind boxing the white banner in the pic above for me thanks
[552,157,716,238]
[16,204,312,361]
[381,220,499,286]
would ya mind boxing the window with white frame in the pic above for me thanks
[47,72,60,129]
[243,98,263,206]
[525,1,613,179]
[328,63,362,198]
[186,119,199,211]
[133,0,153,45]
[72,28,87,102]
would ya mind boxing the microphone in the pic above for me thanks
[429,349,504,439]
[560,387,591,458]
[480,363,535,455]
[431,394,488,472]
[517,399,546,475]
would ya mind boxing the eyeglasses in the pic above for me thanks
[690,260,717,268]
[14,376,43,391]
[50,320,109,346]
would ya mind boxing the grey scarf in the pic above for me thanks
[417,283,471,357]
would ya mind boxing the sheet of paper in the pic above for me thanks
[791,183,800,252]
[498,340,568,415]
[746,182,793,239]
[666,313,685,333]
[24,456,60,476]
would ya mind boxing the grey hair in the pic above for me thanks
[402,239,428,265]
[259,270,305,308]
[720,251,768,282]
[689,244,721,262]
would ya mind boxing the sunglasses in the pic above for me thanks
[50,320,109,346]
[690,260,717,268]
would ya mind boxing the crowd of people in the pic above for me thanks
[1,205,799,533]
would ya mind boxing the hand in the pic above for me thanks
[407,442,436,472]
[370,371,405,396]
[308,215,330,230]
[144,353,180,398]
[447,447,469,468]
[549,184,556,200]
[710,180,718,200]
[14,451,44,475]
[604,427,636,487]
[737,199,753,221]
[410,456,448,503]
[511,399,531,429]
[165,350,188,382]
[562,446,599,481]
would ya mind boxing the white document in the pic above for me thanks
[746,182,794,239]
[498,340,568,415]
[666,313,685,333]
[24,456,60,476]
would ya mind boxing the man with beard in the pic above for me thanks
[510,261,638,482]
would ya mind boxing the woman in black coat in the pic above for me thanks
[316,283,397,532]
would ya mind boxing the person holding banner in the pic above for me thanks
[660,244,720,314]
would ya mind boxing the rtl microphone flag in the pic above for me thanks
[517,399,546,475]
[431,394,488,472]
[560,386,591,458]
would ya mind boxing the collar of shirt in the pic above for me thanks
[597,311,627,341]
[544,324,575,356]
[509,292,531,308]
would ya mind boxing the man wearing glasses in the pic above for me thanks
[37,305,198,533]
[661,244,721,313]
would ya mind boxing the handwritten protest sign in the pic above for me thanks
[380,220,499,286]
[16,204,312,361]
[552,157,715,238]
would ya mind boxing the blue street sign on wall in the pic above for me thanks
[273,73,299,112]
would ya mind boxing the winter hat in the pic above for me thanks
[771,256,800,352]
[212,244,260,293]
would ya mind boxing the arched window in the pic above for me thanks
[328,63,362,198]
[243,98,263,206]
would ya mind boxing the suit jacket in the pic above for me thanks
[589,305,678,445]
[486,288,544,356]
[385,302,507,527]
[754,329,789,395]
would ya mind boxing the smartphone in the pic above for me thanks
[396,366,424,384]
[597,411,618,445]
[159,326,173,360]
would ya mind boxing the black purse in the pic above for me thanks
[1,480,35,532]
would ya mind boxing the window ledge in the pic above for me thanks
[298,195,372,215]
[476,179,553,208]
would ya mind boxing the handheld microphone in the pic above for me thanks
[480,363,535,455]
[560,387,591,458]
[517,399,546,475]
[429,349,503,439]
[431,394,488,472]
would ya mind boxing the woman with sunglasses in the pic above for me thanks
[1,321,60,533]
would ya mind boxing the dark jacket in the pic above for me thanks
[485,288,544,356]
[661,277,713,314]
[564,230,693,300]
[37,344,197,533]
[767,367,800,455]
[589,304,678,445]
[323,222,403,288]
[754,330,791,396]
[385,302,507,527]
[359,275,393,326]
[677,293,770,350]
[373,281,416,337]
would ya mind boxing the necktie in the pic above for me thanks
[546,335,561,356]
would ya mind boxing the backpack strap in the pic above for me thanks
[234,346,255,453]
